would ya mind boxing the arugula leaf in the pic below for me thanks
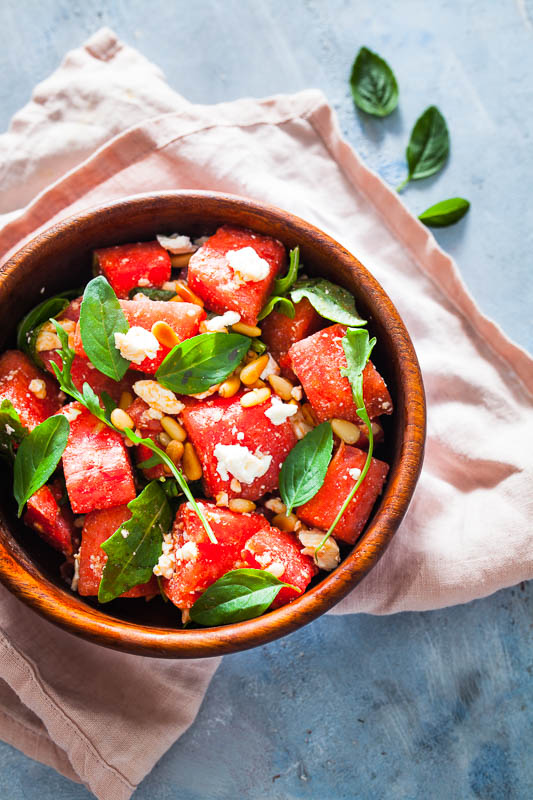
[79,276,130,381]
[279,422,333,514]
[13,415,70,516]
[350,46,399,117]
[418,197,470,228]
[0,400,28,460]
[397,106,449,191]
[16,289,79,356]
[190,568,296,626]
[156,332,250,395]
[257,296,295,321]
[273,246,300,295]
[98,481,172,602]
[128,287,176,301]
[290,278,366,327]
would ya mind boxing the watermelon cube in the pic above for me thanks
[0,350,63,431]
[180,391,297,501]
[261,297,323,378]
[289,324,393,422]
[78,505,157,597]
[41,350,138,404]
[93,241,171,299]
[188,225,286,325]
[243,527,318,608]
[125,397,166,480]
[23,480,77,556]
[60,402,136,514]
[296,442,389,544]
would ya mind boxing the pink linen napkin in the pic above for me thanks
[0,28,531,799]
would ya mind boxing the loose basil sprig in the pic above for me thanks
[397,106,449,192]
[257,296,295,321]
[258,247,300,321]
[315,328,376,555]
[50,321,217,544]
[290,278,366,327]
[0,399,28,460]
[13,415,70,516]
[190,568,297,626]
[16,289,80,359]
[156,332,250,394]
[79,276,130,381]
[350,46,399,118]
[128,287,176,301]
[418,197,470,228]
[279,422,333,514]
[98,481,172,602]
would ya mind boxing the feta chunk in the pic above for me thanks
[264,396,298,426]
[298,529,340,571]
[156,233,196,254]
[114,326,160,365]
[259,353,280,380]
[204,311,241,332]
[348,467,362,481]
[133,380,184,415]
[227,247,270,283]
[214,443,272,484]
[28,378,47,399]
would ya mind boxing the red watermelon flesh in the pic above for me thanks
[126,397,166,480]
[260,297,323,379]
[93,240,171,298]
[0,350,63,431]
[41,349,138,404]
[24,480,77,556]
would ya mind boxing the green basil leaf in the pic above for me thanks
[279,422,333,514]
[398,106,449,191]
[79,276,130,381]
[137,453,162,470]
[0,400,28,461]
[418,197,470,228]
[257,296,295,321]
[190,568,294,626]
[250,338,267,355]
[340,327,376,408]
[290,278,366,327]
[156,332,250,394]
[16,289,79,356]
[128,287,176,301]
[13,415,70,516]
[98,481,172,603]
[350,46,399,117]
[273,246,300,295]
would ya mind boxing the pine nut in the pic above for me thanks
[272,512,298,532]
[170,253,192,268]
[268,374,294,401]
[119,391,133,410]
[218,374,241,398]
[158,432,172,448]
[240,354,269,385]
[169,295,184,303]
[35,330,61,352]
[249,379,267,389]
[151,320,180,349]
[228,499,256,513]
[331,418,361,444]
[166,439,184,465]
[110,408,134,431]
[172,280,204,306]
[240,387,271,407]
[230,478,242,493]
[244,350,257,363]
[183,442,202,480]
[231,322,262,337]
[301,403,318,427]
[371,421,383,437]
[161,416,187,442]
[264,497,286,514]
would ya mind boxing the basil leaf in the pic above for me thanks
[128,287,176,301]
[16,289,79,356]
[0,400,28,461]
[79,276,130,381]
[156,332,250,394]
[190,568,294,626]
[350,46,399,117]
[98,481,172,603]
[398,106,449,191]
[290,278,366,327]
[273,246,300,295]
[257,296,295,321]
[418,197,470,228]
[340,327,376,408]
[250,338,267,355]
[13,415,70,516]
[279,422,333,514]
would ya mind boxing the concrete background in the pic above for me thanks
[0,1,531,798]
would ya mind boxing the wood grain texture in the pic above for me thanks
[0,191,425,657]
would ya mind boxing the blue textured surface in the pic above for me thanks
[0,1,531,798]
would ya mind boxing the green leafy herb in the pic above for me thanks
[350,46,399,117]
[156,332,250,394]
[250,338,268,355]
[190,568,296,626]
[279,422,333,514]
[257,296,295,321]
[13,415,70,516]
[273,246,300,295]
[290,278,366,327]
[397,106,449,192]
[98,481,172,602]
[79,276,130,381]
[0,400,28,460]
[418,197,470,228]
[16,289,79,358]
[128,287,176,301]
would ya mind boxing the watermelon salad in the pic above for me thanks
[0,225,393,627]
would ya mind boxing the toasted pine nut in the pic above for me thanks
[230,478,242,493]
[163,463,173,476]
[172,280,204,306]
[240,387,271,407]
[169,295,184,303]
[119,391,133,411]
[228,499,256,514]
[240,354,269,385]
[170,253,192,268]
[268,374,294,401]
[218,375,241,398]
[264,497,286,514]
[301,403,318,427]
[161,416,187,442]
[249,379,267,389]
[244,350,257,363]
[371,421,383,437]
[232,322,262,337]
[331,418,360,444]
[272,512,298,532]
[158,432,172,448]
[35,330,61,352]
[183,442,202,480]
[110,408,134,431]
[151,320,180,349]
[166,439,184,465]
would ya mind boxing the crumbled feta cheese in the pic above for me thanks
[348,467,361,481]
[145,408,164,420]
[181,608,191,625]
[237,431,244,441]
[227,247,270,283]
[291,386,303,401]
[381,401,392,411]
[216,491,229,507]
[114,326,160,365]
[230,477,242,493]
[71,550,81,592]
[204,311,241,332]
[63,407,82,422]
[259,353,280,380]
[193,236,210,247]
[5,424,15,435]
[265,561,285,579]
[121,528,130,539]
[298,529,340,571]
[133,380,184,415]
[176,540,199,562]
[35,329,61,352]
[137,277,150,287]
[156,233,196,254]
[264,396,298,426]
[214,443,272,484]
[28,378,47,399]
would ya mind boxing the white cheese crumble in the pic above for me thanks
[153,532,177,578]
[298,529,340,571]
[214,443,272,484]
[260,353,280,380]
[194,235,210,247]
[204,311,241,332]
[63,407,82,422]
[114,326,160,365]
[348,467,362,481]
[121,528,130,539]
[291,386,303,401]
[227,247,270,283]
[264,396,298,426]
[133,380,185,415]
[175,540,199,562]
[265,561,285,579]
[156,233,196,254]
[5,424,15,435]
[28,378,47,399]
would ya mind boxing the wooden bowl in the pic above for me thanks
[0,191,425,658]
